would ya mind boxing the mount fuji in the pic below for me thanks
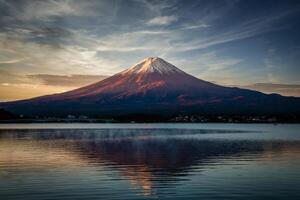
[1,57,300,117]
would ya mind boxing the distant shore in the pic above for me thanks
[1,116,299,123]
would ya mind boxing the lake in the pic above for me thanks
[0,123,300,200]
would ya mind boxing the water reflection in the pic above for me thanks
[1,128,300,198]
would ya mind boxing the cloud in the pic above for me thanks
[181,24,211,30]
[28,74,107,87]
[0,31,125,75]
[0,83,68,101]
[2,0,97,21]
[0,58,26,64]
[0,71,108,101]
[146,16,178,26]
[242,83,300,97]
[3,25,74,46]
[172,13,296,52]
[0,0,299,101]
[1,0,296,68]
[0,67,107,87]
[172,51,243,72]
[65,7,298,60]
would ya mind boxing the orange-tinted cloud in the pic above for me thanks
[0,74,107,101]
[242,83,300,97]
[28,74,107,87]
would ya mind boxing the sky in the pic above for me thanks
[0,0,300,101]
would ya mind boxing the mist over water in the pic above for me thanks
[0,124,300,200]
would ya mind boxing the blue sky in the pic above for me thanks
[0,0,300,100]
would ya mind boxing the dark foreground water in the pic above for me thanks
[0,123,300,200]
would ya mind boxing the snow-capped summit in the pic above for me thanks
[123,57,185,75]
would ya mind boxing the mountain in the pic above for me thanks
[0,108,19,120]
[1,57,300,118]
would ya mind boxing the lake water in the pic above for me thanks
[0,123,300,200]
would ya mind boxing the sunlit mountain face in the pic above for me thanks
[0,57,300,117]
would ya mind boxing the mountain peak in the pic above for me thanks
[144,56,160,62]
[123,57,184,75]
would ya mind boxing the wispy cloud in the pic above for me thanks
[169,51,244,85]
[2,0,97,21]
[146,15,178,26]
[181,24,211,30]
[171,10,299,52]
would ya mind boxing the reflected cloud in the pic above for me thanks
[0,140,87,173]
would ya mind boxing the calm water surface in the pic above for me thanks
[0,123,300,200]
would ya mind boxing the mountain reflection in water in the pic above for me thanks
[1,127,300,199]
